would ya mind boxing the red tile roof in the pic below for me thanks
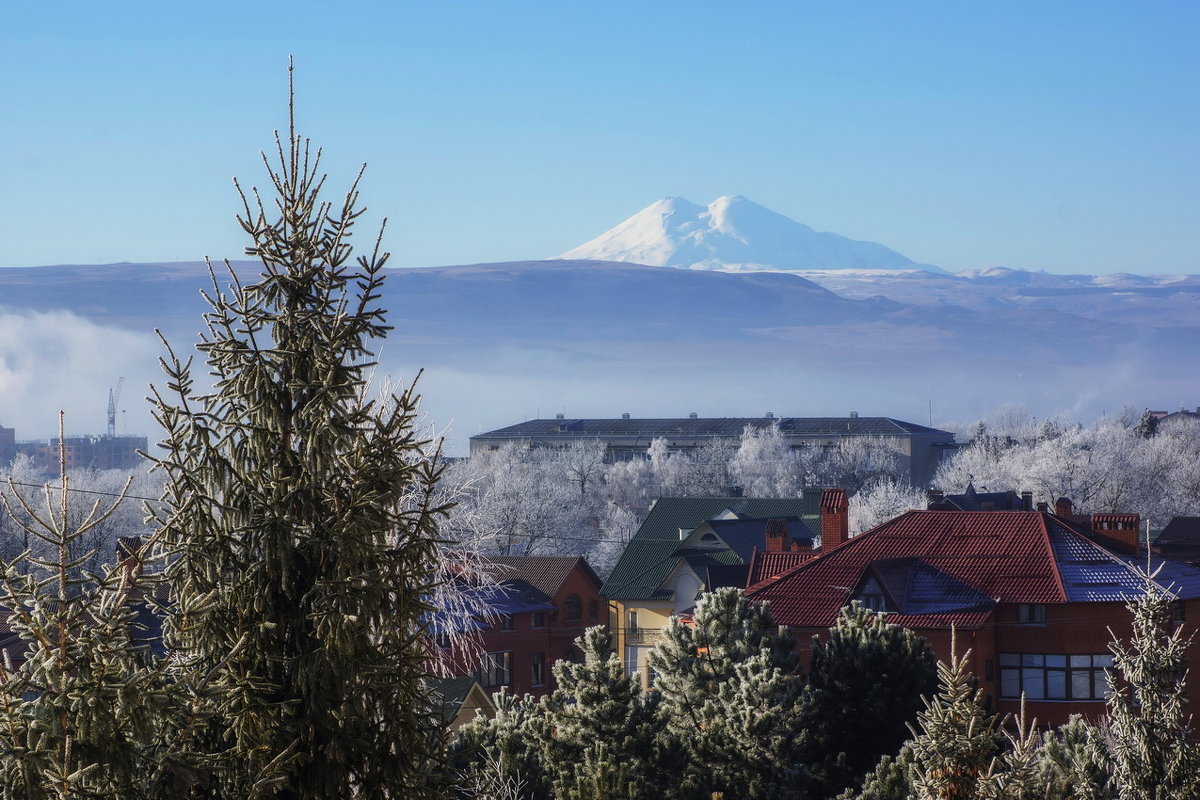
[745,550,819,587]
[483,555,601,598]
[746,510,1071,629]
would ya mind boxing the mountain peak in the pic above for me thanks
[558,196,933,272]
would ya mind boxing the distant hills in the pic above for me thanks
[557,195,945,273]
[1,258,1198,453]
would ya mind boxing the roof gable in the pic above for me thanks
[602,494,822,600]
[484,555,602,597]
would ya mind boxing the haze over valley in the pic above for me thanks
[3,197,1197,454]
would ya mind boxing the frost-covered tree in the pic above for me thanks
[149,92,452,798]
[849,477,928,536]
[908,637,1002,800]
[731,423,802,497]
[0,419,181,799]
[1106,571,1199,800]
[801,602,938,798]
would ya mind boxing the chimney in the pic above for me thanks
[1090,514,1141,556]
[926,489,945,509]
[850,411,859,418]
[1036,501,1049,512]
[116,536,143,583]
[555,413,564,420]
[726,485,744,498]
[765,519,790,553]
[621,412,630,419]
[689,412,698,419]
[1021,491,1033,511]
[765,411,774,419]
[1055,497,1073,518]
[821,488,850,550]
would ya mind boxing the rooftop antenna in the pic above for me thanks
[106,377,125,438]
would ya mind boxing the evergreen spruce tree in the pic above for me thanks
[0,416,180,799]
[1133,410,1159,440]
[1106,571,1199,800]
[540,627,661,800]
[149,77,452,798]
[801,602,938,798]
[908,634,1002,800]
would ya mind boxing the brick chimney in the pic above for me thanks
[821,488,849,550]
[1021,491,1033,511]
[765,518,791,553]
[116,536,143,583]
[1054,497,1073,518]
[1090,514,1141,556]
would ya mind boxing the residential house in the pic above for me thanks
[744,505,1200,727]
[467,555,606,697]
[1152,516,1200,567]
[431,676,496,733]
[470,414,957,486]
[602,492,842,688]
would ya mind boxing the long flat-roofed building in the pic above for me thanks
[470,413,957,487]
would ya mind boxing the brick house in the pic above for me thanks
[469,555,606,697]
[744,505,1200,727]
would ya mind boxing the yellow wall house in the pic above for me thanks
[601,494,824,689]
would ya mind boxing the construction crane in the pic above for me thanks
[106,377,125,438]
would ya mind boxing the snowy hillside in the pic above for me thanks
[558,195,944,273]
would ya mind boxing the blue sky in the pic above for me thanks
[2,2,1197,274]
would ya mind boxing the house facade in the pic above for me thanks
[602,493,839,688]
[469,414,957,486]
[468,555,607,697]
[744,507,1200,727]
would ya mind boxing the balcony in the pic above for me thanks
[625,628,665,647]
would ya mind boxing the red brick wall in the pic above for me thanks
[790,599,1200,730]
[471,564,609,698]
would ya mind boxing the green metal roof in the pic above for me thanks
[601,493,823,601]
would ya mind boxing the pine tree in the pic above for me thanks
[453,689,544,800]
[837,745,916,800]
[801,602,938,798]
[149,75,452,798]
[649,588,802,800]
[1036,716,1114,800]
[1106,570,1199,800]
[541,627,661,800]
[1133,411,1159,440]
[649,587,795,736]
[0,416,180,799]
[908,635,1002,800]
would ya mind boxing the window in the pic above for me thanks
[588,599,599,621]
[855,575,891,613]
[531,652,546,687]
[1017,604,1047,624]
[628,610,639,633]
[498,613,514,631]
[478,651,513,688]
[999,653,1113,700]
[532,611,546,629]
[564,594,582,622]
[1173,601,1186,625]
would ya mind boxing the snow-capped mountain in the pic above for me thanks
[557,195,944,273]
